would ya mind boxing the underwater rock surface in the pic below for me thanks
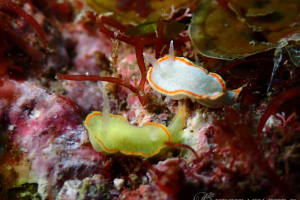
[0,0,300,199]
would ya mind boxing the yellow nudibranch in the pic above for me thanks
[84,107,186,158]
[145,41,242,108]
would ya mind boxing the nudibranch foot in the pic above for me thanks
[84,107,186,158]
[197,87,243,108]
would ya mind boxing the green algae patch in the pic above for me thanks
[189,0,300,60]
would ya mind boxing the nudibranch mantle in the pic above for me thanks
[84,107,186,158]
[146,48,242,108]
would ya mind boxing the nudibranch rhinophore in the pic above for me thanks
[84,106,186,158]
[145,41,242,108]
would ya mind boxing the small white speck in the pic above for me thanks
[263,115,281,131]
[114,178,124,190]
[20,147,28,153]
[221,176,226,182]
[141,176,148,184]
[29,110,40,119]
[8,125,14,131]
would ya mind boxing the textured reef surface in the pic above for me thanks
[0,0,300,199]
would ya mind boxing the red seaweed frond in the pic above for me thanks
[0,0,49,77]
[98,16,133,44]
[165,142,200,161]
[56,74,138,94]
[98,16,161,94]
[212,107,293,197]
[116,0,153,18]
[0,1,48,47]
[58,15,189,106]
[98,16,189,101]
[0,11,44,59]
[155,18,164,59]
[145,158,186,196]
[168,6,192,22]
[31,0,74,21]
[257,87,300,133]
[271,112,300,142]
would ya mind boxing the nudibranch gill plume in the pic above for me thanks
[145,42,242,108]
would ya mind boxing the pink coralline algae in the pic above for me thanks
[63,22,112,74]
[0,77,109,199]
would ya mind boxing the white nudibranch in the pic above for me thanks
[145,41,242,108]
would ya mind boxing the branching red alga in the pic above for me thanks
[57,15,190,106]
[0,1,48,76]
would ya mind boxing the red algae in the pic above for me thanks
[0,0,71,78]
[0,3,48,60]
[212,108,293,197]
[1,79,108,199]
[116,0,153,18]
[57,74,138,94]
[257,87,300,133]
[0,1,48,47]
[58,16,189,106]
[0,77,18,102]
